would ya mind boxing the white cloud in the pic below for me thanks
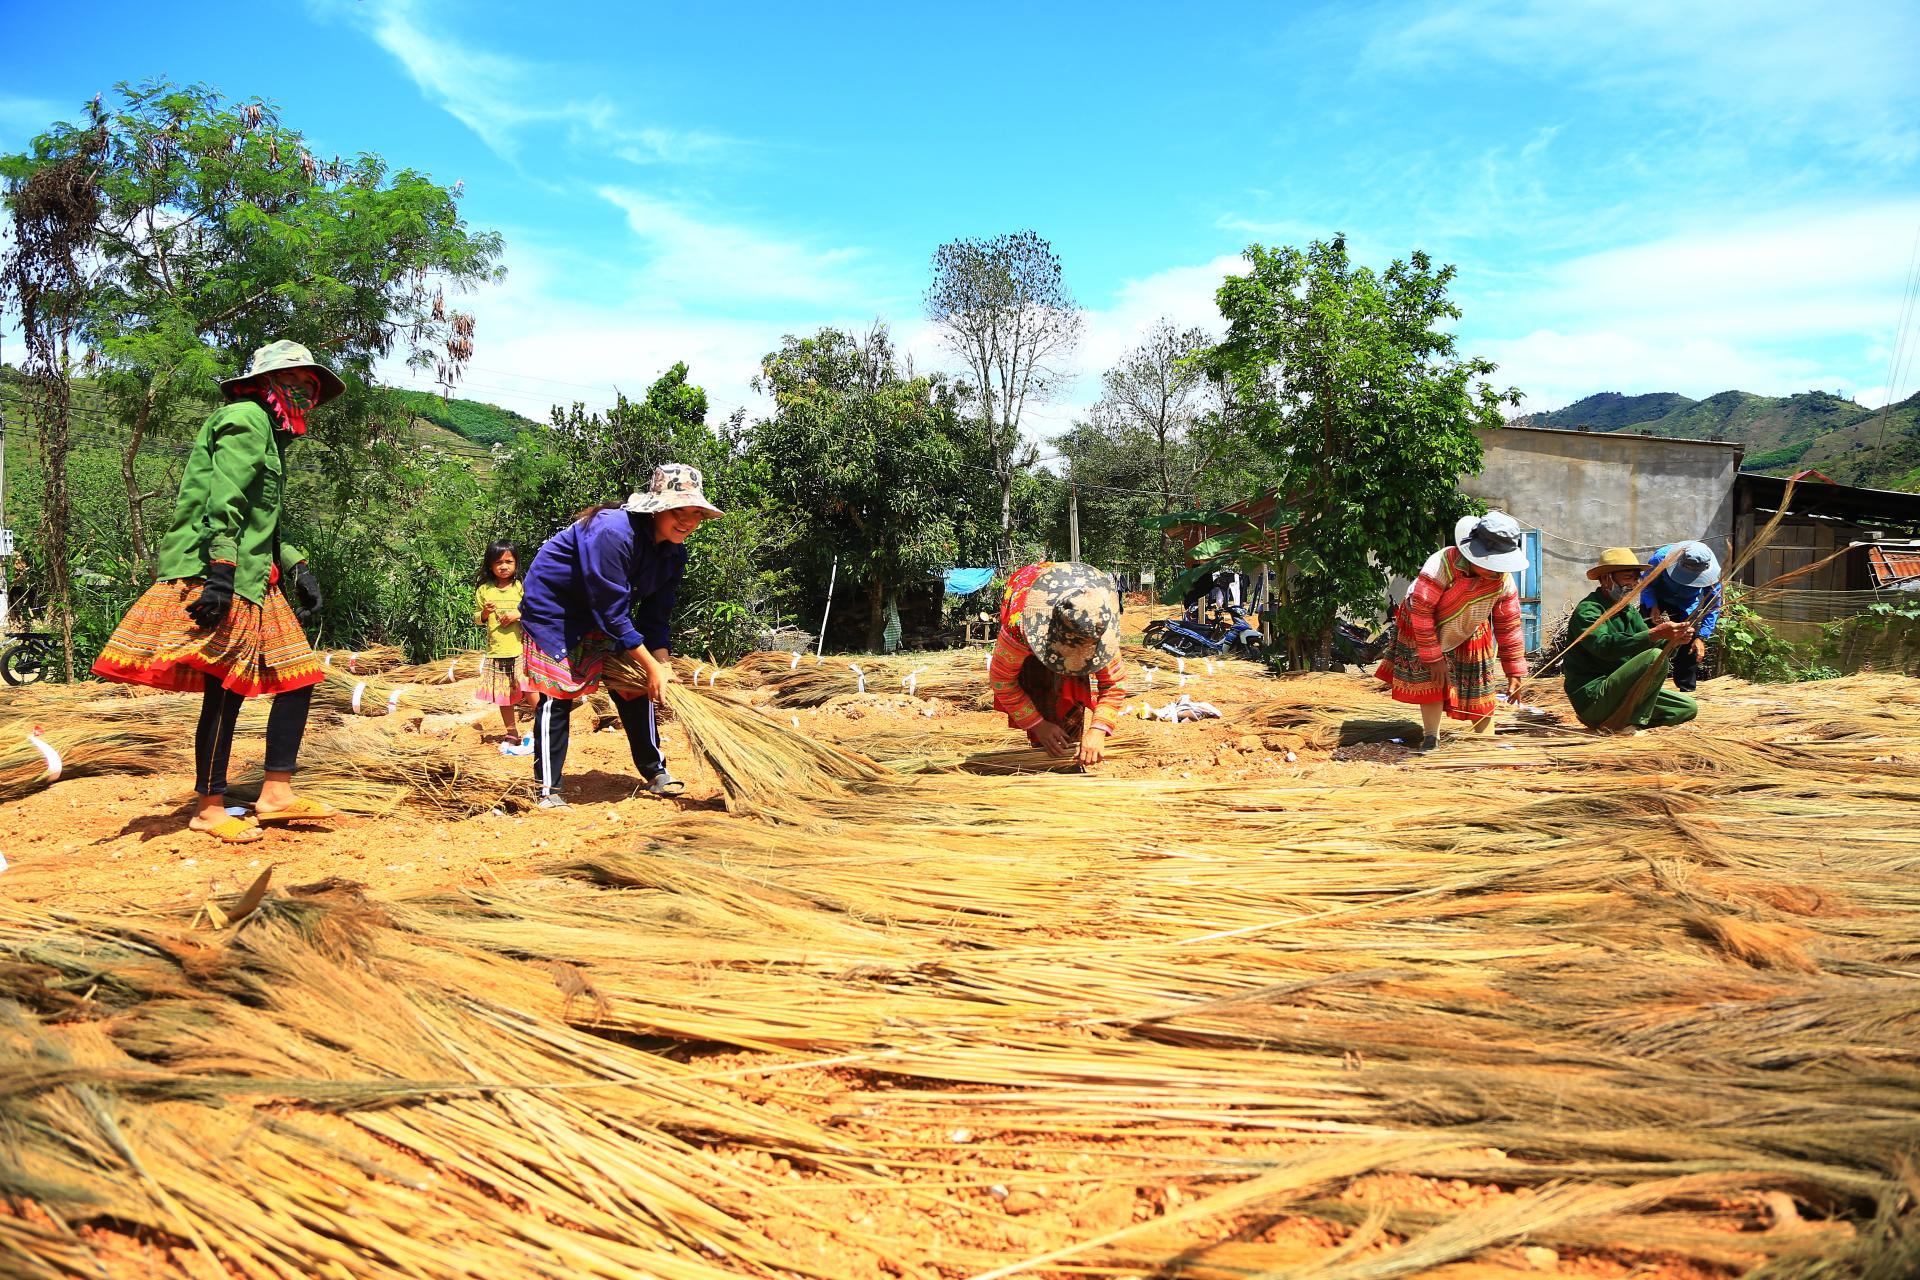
[594,188,881,309]
[324,0,731,163]
[1362,0,1920,161]
[1461,200,1920,410]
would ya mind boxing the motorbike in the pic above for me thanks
[0,630,59,686]
[1143,604,1266,659]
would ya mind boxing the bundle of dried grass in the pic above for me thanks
[383,650,489,685]
[0,720,184,801]
[312,669,478,718]
[661,682,886,813]
[231,720,537,815]
[314,642,407,674]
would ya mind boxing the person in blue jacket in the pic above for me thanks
[1640,540,1722,693]
[518,464,723,807]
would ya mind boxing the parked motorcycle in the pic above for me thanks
[1144,604,1266,659]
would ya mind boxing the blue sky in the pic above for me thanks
[4,0,1918,433]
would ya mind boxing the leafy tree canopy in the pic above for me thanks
[1201,234,1519,645]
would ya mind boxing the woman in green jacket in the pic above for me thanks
[93,341,343,843]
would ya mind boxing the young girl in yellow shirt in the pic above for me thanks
[474,541,534,753]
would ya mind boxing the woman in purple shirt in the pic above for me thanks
[519,463,723,806]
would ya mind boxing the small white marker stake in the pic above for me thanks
[28,725,62,781]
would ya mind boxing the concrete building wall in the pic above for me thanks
[1463,427,1741,637]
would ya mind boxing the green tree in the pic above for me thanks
[926,231,1081,566]
[750,326,968,651]
[1203,234,1519,654]
[0,80,502,571]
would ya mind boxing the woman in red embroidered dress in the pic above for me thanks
[988,562,1128,767]
[1375,511,1530,752]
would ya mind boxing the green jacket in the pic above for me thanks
[153,401,306,606]
[1560,587,1656,715]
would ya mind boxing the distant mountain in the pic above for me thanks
[1513,389,1920,491]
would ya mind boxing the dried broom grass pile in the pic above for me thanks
[8,667,1920,1277]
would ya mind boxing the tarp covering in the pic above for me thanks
[943,567,996,596]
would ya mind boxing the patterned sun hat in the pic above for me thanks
[622,463,724,518]
[217,339,347,406]
[1021,562,1120,675]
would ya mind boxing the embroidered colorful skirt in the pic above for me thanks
[1375,619,1499,722]
[92,578,324,698]
[475,654,526,706]
[521,632,649,700]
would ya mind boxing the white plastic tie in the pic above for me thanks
[906,666,926,696]
[693,663,707,686]
[386,688,403,714]
[28,725,62,782]
[790,716,800,728]
[351,681,367,713]
[790,651,801,669]
[1144,668,1156,686]
[849,663,866,694]
[1205,657,1215,674]
[322,652,332,668]
[1176,656,1186,673]
[446,659,457,682]
[1179,672,1188,688]
[348,651,359,673]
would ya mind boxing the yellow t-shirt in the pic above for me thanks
[475,581,524,658]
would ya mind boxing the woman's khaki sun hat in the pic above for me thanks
[1588,547,1655,580]
[623,463,724,519]
[219,339,346,406]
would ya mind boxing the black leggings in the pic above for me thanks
[194,674,314,797]
[531,692,664,797]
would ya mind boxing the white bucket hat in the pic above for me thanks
[623,463,724,518]
[1453,510,1529,574]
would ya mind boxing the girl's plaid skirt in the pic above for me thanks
[1375,617,1499,722]
[521,631,650,700]
[475,654,526,706]
[92,578,324,698]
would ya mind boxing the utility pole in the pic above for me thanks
[1068,485,1081,564]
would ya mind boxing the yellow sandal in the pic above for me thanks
[254,796,341,825]
[193,814,263,844]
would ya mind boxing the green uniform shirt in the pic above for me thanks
[153,400,306,606]
[1560,587,1657,716]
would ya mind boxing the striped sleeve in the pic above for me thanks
[1088,657,1129,736]
[1404,566,1448,666]
[1491,579,1529,677]
[990,624,1045,732]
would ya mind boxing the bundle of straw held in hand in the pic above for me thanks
[661,682,886,815]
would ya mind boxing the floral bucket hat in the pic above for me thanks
[623,463,724,518]
[1021,562,1120,675]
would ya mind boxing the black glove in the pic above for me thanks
[291,562,324,626]
[186,561,237,630]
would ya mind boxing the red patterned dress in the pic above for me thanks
[1375,547,1527,722]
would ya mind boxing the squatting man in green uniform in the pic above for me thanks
[1560,548,1699,731]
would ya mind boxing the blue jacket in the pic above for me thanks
[520,509,686,660]
[1640,543,1722,640]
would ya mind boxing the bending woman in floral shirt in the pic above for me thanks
[989,562,1128,768]
[1375,511,1530,752]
